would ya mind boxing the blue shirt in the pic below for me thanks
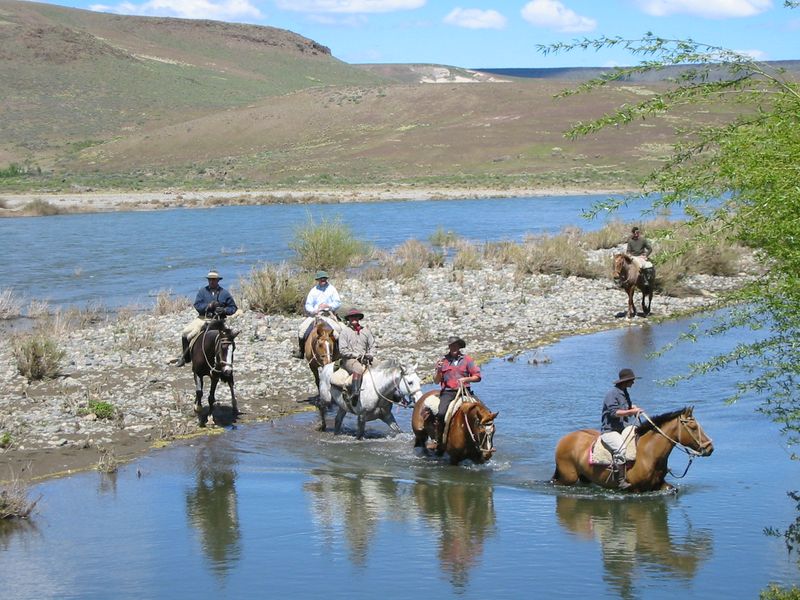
[193,285,237,316]
[601,385,633,433]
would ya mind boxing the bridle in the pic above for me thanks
[639,411,713,478]
[461,402,495,454]
[369,364,418,407]
[202,328,235,375]
[308,332,335,367]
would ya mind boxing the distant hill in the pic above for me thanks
[0,0,783,193]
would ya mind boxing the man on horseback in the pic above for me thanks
[626,227,655,287]
[173,270,238,367]
[600,368,644,490]
[291,270,342,359]
[432,336,482,453]
[338,308,376,405]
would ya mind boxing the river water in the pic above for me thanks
[2,194,662,308]
[1,196,798,598]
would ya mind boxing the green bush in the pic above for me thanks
[429,226,460,248]
[87,401,116,420]
[241,263,307,315]
[290,216,370,273]
[0,432,11,449]
[0,164,24,179]
[761,585,800,600]
[12,332,65,380]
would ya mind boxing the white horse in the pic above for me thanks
[318,360,423,439]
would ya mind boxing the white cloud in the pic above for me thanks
[633,0,772,18]
[307,13,369,25]
[734,48,767,59]
[90,0,261,20]
[274,0,425,13]
[443,8,507,29]
[521,0,596,33]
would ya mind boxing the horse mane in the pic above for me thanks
[636,407,688,435]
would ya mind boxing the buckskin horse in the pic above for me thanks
[412,390,498,465]
[318,360,422,438]
[613,253,654,318]
[191,319,239,426]
[552,406,713,493]
[305,319,338,391]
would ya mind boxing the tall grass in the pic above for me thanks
[429,226,460,248]
[153,289,189,315]
[22,199,63,216]
[452,241,482,271]
[0,475,40,519]
[290,216,370,273]
[0,289,22,319]
[372,239,444,280]
[240,263,307,315]
[513,234,598,278]
[11,331,65,381]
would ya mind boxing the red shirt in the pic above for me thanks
[438,352,480,390]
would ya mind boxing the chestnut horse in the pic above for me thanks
[412,390,498,465]
[305,319,339,390]
[191,320,239,427]
[552,406,713,493]
[613,253,654,318]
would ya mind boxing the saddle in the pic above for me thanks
[330,367,353,389]
[589,426,638,466]
[422,394,471,446]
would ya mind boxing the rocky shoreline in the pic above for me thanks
[0,259,742,482]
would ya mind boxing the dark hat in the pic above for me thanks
[206,270,222,280]
[314,270,329,280]
[614,368,638,384]
[447,336,466,349]
[344,308,364,320]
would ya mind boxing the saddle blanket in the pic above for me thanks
[422,394,472,445]
[330,367,353,388]
[589,426,637,465]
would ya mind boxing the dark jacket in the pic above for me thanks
[193,285,237,316]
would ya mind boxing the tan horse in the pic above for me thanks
[412,390,499,465]
[613,253,654,318]
[305,320,339,430]
[552,406,713,492]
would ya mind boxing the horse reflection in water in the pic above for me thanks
[556,495,713,599]
[304,470,414,567]
[414,479,496,590]
[185,439,241,579]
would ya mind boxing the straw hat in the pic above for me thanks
[206,270,222,280]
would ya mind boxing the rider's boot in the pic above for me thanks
[434,415,445,456]
[613,460,631,490]
[174,336,190,367]
[349,372,362,405]
[291,337,305,359]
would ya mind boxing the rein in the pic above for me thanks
[201,326,233,374]
[639,412,708,479]
[455,385,494,453]
[368,365,415,407]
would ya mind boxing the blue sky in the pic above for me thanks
[45,0,800,67]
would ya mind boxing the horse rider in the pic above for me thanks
[432,336,482,452]
[600,368,645,489]
[173,270,238,367]
[291,270,342,359]
[626,226,655,286]
[338,308,376,404]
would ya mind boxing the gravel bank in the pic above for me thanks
[0,261,741,481]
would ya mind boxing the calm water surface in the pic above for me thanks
[3,194,666,308]
[1,316,798,599]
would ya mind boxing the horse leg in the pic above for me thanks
[316,402,328,432]
[380,410,402,436]
[627,288,636,318]
[643,289,653,316]
[194,373,207,426]
[333,406,346,434]
[228,376,238,418]
[208,375,218,421]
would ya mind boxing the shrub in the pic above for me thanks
[0,476,40,519]
[240,263,307,315]
[0,288,22,319]
[429,226,460,248]
[0,432,11,449]
[290,216,370,272]
[12,332,65,380]
[484,240,525,265]
[153,289,189,315]
[582,220,630,250]
[0,164,25,179]
[377,240,444,280]
[88,401,116,420]
[452,241,482,271]
[22,199,63,216]
[515,234,596,278]
[96,448,119,474]
[26,299,50,318]
[761,585,800,600]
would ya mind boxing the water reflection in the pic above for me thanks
[184,441,241,579]
[556,495,713,599]
[0,519,40,551]
[304,469,414,567]
[413,479,496,590]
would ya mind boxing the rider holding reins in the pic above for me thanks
[337,308,376,404]
[432,336,481,453]
[292,270,342,359]
[626,226,655,286]
[600,368,645,490]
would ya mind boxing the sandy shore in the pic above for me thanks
[0,186,635,215]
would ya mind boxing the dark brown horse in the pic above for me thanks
[552,406,713,492]
[191,320,239,426]
[412,390,498,465]
[613,253,654,318]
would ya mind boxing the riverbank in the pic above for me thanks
[0,185,635,216]
[0,257,746,483]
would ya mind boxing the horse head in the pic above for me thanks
[309,323,337,366]
[676,406,714,457]
[215,328,238,379]
[397,363,423,405]
[465,402,499,460]
[612,253,633,286]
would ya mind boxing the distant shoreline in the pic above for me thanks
[0,186,637,217]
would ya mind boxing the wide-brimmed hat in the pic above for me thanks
[447,336,466,349]
[614,368,638,384]
[206,270,222,280]
[344,308,364,320]
[314,270,329,280]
